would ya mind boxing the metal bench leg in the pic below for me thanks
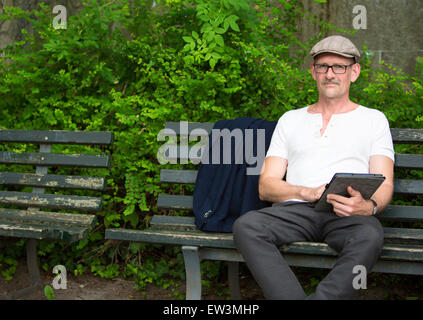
[8,239,43,299]
[228,261,241,299]
[182,246,202,300]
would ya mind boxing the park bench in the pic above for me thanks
[0,129,113,299]
[105,122,423,300]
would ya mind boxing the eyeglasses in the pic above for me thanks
[313,63,355,74]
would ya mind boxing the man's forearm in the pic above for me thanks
[259,177,323,203]
[371,181,394,214]
[259,177,303,202]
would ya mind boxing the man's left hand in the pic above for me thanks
[326,186,374,217]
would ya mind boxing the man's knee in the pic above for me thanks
[362,218,384,245]
[233,211,266,246]
[233,211,255,238]
[347,217,384,252]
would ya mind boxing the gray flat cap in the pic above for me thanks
[310,35,360,62]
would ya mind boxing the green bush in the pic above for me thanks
[0,0,421,287]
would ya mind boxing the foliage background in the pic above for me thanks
[0,0,421,296]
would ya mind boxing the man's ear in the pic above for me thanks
[350,63,361,83]
[311,62,317,81]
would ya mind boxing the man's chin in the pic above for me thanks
[321,90,341,99]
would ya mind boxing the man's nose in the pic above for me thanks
[325,67,336,78]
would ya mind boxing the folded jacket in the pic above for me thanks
[193,117,277,232]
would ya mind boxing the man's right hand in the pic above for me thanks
[300,184,327,203]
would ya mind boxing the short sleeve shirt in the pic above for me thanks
[265,105,395,189]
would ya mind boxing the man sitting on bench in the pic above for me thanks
[233,35,395,300]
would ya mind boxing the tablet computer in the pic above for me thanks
[314,173,386,212]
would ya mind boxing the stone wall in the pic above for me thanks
[0,0,82,47]
[299,0,423,74]
[1,0,422,74]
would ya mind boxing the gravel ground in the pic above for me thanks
[1,259,422,300]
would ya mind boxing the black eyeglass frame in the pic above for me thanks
[313,63,355,74]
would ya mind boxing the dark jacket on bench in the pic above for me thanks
[193,117,277,232]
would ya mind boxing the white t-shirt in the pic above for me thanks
[266,105,395,193]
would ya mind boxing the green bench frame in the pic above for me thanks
[106,122,423,300]
[0,130,113,299]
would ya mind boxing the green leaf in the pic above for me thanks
[209,58,216,69]
[198,14,209,22]
[191,31,199,39]
[223,20,229,32]
[182,44,191,52]
[214,28,225,34]
[211,52,222,60]
[123,204,135,216]
[183,36,193,43]
[201,22,212,34]
[44,285,55,300]
[206,31,215,42]
[229,20,240,32]
[214,34,224,47]
[222,0,230,9]
[225,15,240,32]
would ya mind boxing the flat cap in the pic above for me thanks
[310,35,360,62]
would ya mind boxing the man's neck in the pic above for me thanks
[311,96,358,116]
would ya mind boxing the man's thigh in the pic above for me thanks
[235,201,322,245]
[321,213,384,253]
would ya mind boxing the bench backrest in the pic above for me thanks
[0,130,113,240]
[157,122,423,225]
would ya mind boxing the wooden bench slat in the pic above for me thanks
[150,215,197,231]
[283,242,423,262]
[390,128,423,144]
[0,130,113,145]
[0,191,103,211]
[0,172,106,191]
[159,170,423,196]
[0,222,47,239]
[0,152,110,168]
[378,205,423,222]
[157,194,193,210]
[42,224,90,242]
[0,208,96,228]
[160,169,197,184]
[161,149,423,169]
[161,146,200,162]
[0,220,90,242]
[0,172,106,190]
[381,227,423,245]
[39,224,89,242]
[157,196,423,223]
[105,228,423,262]
[106,228,235,248]
[394,154,423,169]
[394,179,423,194]
[149,215,423,244]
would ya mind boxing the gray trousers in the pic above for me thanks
[232,201,384,300]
